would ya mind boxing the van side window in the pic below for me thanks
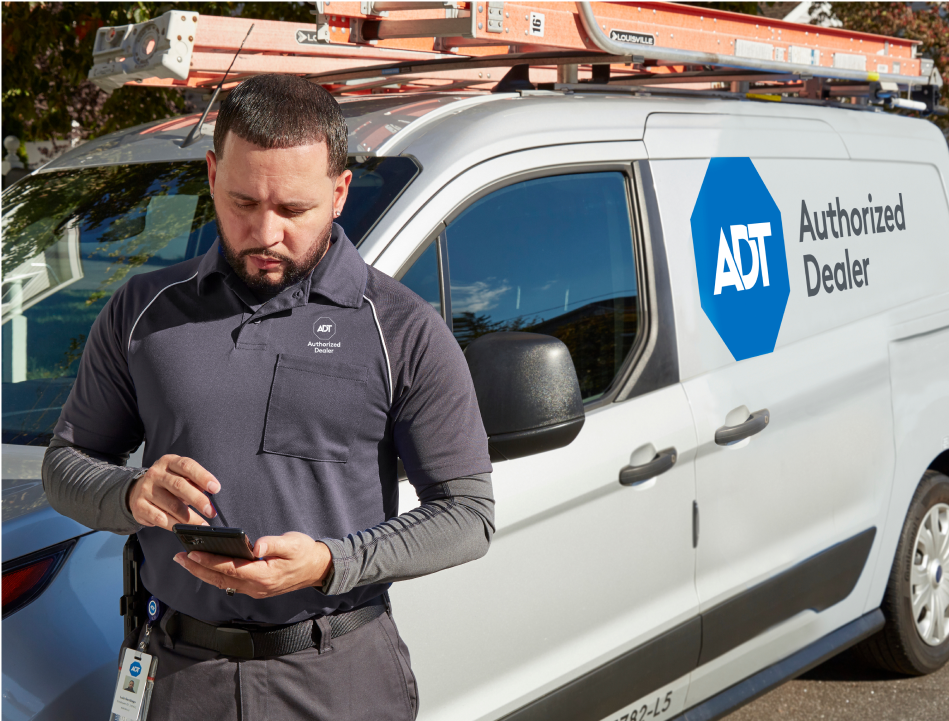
[397,240,441,315]
[444,172,639,402]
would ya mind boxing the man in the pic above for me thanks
[42,74,494,720]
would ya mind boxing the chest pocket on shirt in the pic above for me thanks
[263,354,368,463]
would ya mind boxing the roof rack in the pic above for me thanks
[88,2,946,115]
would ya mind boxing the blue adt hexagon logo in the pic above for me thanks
[690,158,790,361]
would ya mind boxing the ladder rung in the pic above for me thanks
[368,2,463,12]
[361,17,473,41]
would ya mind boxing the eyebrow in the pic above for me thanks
[225,190,315,207]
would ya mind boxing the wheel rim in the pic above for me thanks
[910,502,949,646]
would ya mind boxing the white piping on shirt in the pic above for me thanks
[363,294,393,406]
[126,271,199,358]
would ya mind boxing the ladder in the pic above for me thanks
[88,1,946,115]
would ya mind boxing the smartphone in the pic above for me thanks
[173,525,257,560]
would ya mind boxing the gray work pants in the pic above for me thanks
[134,608,419,721]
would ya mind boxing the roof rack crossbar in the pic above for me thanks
[304,51,632,84]
[546,82,881,113]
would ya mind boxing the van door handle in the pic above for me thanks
[714,409,770,446]
[619,447,677,486]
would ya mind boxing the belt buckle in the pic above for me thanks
[217,627,255,659]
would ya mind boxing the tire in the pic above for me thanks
[857,470,949,675]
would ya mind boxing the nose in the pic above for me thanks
[256,209,285,247]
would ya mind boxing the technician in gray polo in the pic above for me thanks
[42,74,494,720]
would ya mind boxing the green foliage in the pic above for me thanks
[812,2,948,134]
[811,1,948,81]
[1,2,314,150]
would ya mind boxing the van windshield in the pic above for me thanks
[1,156,418,446]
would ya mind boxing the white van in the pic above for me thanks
[3,87,948,721]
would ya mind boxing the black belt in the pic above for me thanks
[166,597,387,659]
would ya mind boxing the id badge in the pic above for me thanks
[109,646,158,721]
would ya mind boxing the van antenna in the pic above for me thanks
[182,23,255,148]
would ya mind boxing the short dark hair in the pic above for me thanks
[213,74,348,177]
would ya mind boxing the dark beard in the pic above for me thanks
[216,217,333,294]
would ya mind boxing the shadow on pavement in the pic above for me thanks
[799,647,908,682]
[728,637,948,720]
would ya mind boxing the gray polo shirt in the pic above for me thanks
[52,225,492,624]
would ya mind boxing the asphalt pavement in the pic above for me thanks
[725,647,949,721]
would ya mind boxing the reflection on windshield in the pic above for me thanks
[1,156,418,446]
[1,162,216,446]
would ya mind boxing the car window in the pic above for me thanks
[444,172,639,402]
[1,156,419,447]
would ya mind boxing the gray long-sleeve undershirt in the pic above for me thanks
[42,438,495,596]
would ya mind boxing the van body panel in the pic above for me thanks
[640,113,949,709]
[827,110,949,166]
[389,384,699,721]
[868,324,949,612]
[644,113,849,160]
[384,93,649,160]
[651,159,949,381]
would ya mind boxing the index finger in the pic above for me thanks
[155,470,217,520]
[166,456,220,494]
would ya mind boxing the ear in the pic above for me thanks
[206,150,218,196]
[333,169,353,217]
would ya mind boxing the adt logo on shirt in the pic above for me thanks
[129,661,142,677]
[313,318,336,340]
[690,157,790,361]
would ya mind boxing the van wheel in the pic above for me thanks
[858,470,949,675]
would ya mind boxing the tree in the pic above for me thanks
[1,2,314,161]
[811,3,948,135]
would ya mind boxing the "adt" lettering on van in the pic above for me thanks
[691,158,790,361]
[714,223,773,295]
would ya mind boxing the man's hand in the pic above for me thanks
[128,454,221,531]
[173,532,333,599]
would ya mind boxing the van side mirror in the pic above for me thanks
[464,332,585,462]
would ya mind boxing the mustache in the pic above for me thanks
[239,248,292,263]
